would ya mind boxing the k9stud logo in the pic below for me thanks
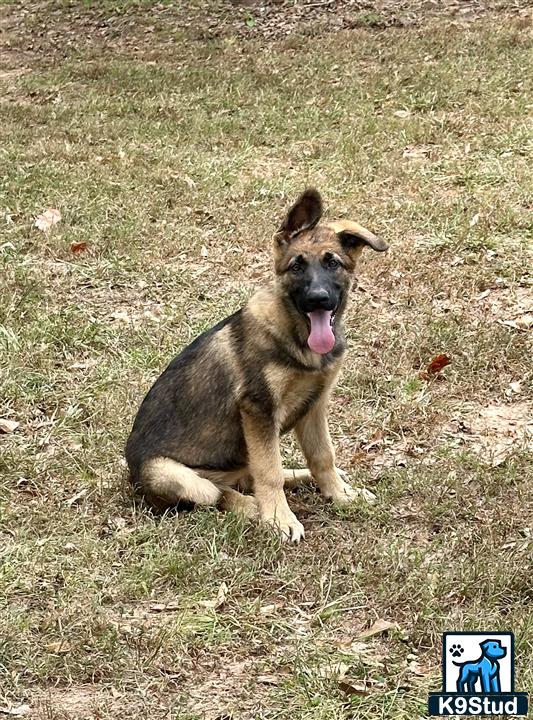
[428,632,529,716]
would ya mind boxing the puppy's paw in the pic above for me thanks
[263,506,305,543]
[239,495,260,519]
[328,479,357,504]
[318,469,357,504]
[220,490,259,519]
[281,515,305,543]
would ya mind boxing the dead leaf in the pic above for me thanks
[469,213,480,227]
[192,266,209,277]
[316,661,350,680]
[419,353,451,379]
[149,601,181,612]
[259,603,283,615]
[407,659,430,677]
[499,314,533,331]
[68,359,98,370]
[338,680,370,696]
[426,353,452,375]
[0,706,31,717]
[46,640,71,654]
[105,516,127,532]
[70,241,87,254]
[487,442,514,468]
[65,488,88,506]
[215,581,228,608]
[334,639,370,654]
[402,145,431,159]
[364,429,384,451]
[110,310,130,323]
[199,581,228,609]
[0,418,19,434]
[149,603,167,612]
[350,450,369,465]
[256,674,282,685]
[35,208,61,232]
[358,618,398,639]
[393,109,411,118]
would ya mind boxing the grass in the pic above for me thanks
[1,2,532,718]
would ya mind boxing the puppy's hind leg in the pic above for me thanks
[282,468,348,489]
[282,469,313,489]
[219,488,259,519]
[197,468,258,519]
[141,457,221,510]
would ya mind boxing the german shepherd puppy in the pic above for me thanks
[126,189,387,542]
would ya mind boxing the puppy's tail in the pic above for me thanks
[140,457,221,510]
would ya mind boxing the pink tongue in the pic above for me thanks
[307,310,335,355]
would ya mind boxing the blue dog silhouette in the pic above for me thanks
[454,639,506,693]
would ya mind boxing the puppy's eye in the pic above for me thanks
[291,262,303,273]
[327,258,340,269]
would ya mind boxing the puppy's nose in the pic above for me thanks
[306,287,330,308]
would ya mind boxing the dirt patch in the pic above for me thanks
[185,655,272,720]
[446,401,532,466]
[474,285,533,328]
[2,0,532,65]
[33,687,120,719]
[206,0,533,39]
[0,8,32,74]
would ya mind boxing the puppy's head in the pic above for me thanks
[274,188,388,354]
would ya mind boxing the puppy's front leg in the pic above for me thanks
[241,409,304,543]
[295,397,355,503]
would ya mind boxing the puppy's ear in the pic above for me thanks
[328,220,388,253]
[276,188,323,245]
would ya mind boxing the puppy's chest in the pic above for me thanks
[271,371,325,430]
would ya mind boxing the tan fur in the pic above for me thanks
[240,407,305,541]
[264,364,316,425]
[219,488,258,518]
[142,458,221,508]
[282,468,313,488]
[246,287,326,371]
[198,466,313,491]
[274,227,355,272]
[326,219,385,247]
[295,393,355,502]
[212,324,238,369]
[198,467,251,487]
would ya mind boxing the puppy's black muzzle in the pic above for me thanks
[303,287,337,313]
